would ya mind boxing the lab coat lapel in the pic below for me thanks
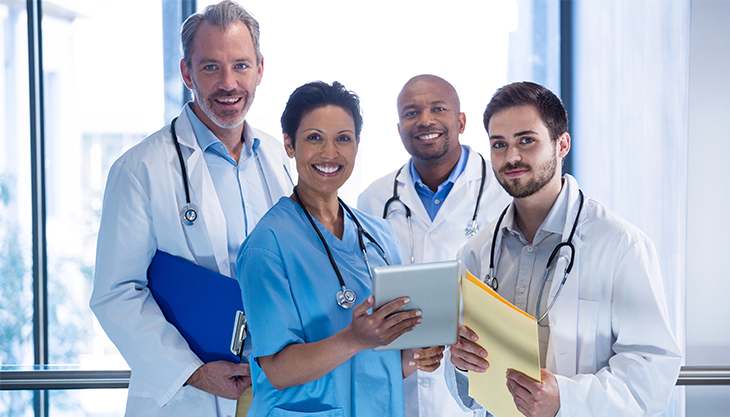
[431,147,481,229]
[398,165,432,229]
[174,111,230,277]
[243,123,293,203]
[545,176,583,376]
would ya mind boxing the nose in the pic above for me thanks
[218,67,237,91]
[320,138,339,159]
[417,110,435,127]
[505,145,522,164]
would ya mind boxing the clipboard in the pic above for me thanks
[146,250,246,363]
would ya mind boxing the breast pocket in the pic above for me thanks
[267,407,344,417]
[576,299,599,374]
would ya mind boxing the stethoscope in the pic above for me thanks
[170,116,293,227]
[170,117,199,226]
[485,190,584,326]
[292,187,391,309]
[382,153,488,264]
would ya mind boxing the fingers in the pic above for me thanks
[185,361,251,400]
[409,346,445,372]
[449,330,488,373]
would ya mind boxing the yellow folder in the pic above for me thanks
[462,270,541,417]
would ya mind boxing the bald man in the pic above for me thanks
[358,75,510,417]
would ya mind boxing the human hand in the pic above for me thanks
[347,296,422,351]
[184,361,251,400]
[449,326,488,372]
[402,345,445,378]
[506,368,560,417]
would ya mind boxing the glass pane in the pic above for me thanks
[0,2,34,370]
[50,389,126,416]
[0,390,33,416]
[195,0,524,204]
[41,0,165,367]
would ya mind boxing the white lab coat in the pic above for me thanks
[90,108,293,417]
[445,174,682,417]
[357,145,511,417]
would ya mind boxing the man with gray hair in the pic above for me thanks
[90,2,292,416]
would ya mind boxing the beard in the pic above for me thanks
[496,153,558,199]
[192,83,252,130]
[407,127,452,161]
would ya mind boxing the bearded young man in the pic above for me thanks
[446,81,681,417]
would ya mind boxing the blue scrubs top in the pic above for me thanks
[238,197,405,417]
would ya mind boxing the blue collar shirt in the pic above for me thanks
[409,145,469,221]
[185,104,272,280]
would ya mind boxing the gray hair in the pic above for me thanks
[181,1,262,69]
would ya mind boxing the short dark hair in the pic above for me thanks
[181,1,262,70]
[483,82,568,142]
[281,81,363,146]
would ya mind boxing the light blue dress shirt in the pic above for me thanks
[410,145,469,221]
[185,104,272,280]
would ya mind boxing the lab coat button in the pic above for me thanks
[526,246,533,253]
[428,231,436,237]
[519,286,526,293]
[420,378,431,387]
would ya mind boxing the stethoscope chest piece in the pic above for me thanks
[336,287,356,309]
[465,220,480,238]
[180,204,199,226]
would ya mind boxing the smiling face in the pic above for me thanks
[180,21,263,134]
[285,105,359,199]
[396,76,465,165]
[488,105,569,199]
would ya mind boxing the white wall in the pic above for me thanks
[686,0,730,414]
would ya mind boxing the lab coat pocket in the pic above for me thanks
[576,299,599,374]
[267,407,344,417]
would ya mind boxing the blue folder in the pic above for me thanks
[147,250,243,363]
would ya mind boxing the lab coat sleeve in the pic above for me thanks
[90,158,203,407]
[555,235,682,417]
[442,349,492,416]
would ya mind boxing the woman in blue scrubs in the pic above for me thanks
[237,81,444,417]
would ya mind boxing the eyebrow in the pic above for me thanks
[489,130,539,140]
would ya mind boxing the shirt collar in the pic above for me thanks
[409,144,469,191]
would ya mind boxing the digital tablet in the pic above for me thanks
[372,260,461,351]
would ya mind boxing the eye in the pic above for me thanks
[403,110,418,118]
[491,141,506,149]
[234,63,248,70]
[306,134,321,141]
[337,134,353,142]
[433,107,446,112]
[520,137,535,144]
[203,64,216,71]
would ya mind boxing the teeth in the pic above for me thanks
[216,98,239,103]
[315,165,340,173]
[417,133,439,140]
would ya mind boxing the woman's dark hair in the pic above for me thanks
[483,81,568,142]
[281,81,363,146]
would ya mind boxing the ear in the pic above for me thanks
[458,112,466,134]
[284,134,295,158]
[557,132,571,159]
[180,59,193,90]
[256,56,264,86]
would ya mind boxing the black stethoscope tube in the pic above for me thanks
[292,187,390,309]
[486,189,584,324]
[382,153,487,240]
